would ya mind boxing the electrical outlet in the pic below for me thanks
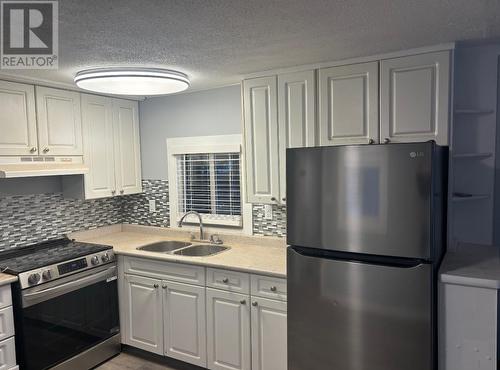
[264,204,273,220]
[148,199,156,213]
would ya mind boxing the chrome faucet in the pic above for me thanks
[178,211,204,241]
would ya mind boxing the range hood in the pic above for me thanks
[0,156,88,178]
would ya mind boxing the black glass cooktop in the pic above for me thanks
[0,238,112,274]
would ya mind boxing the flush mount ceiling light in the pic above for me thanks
[74,67,190,96]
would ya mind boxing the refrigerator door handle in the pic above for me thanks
[290,246,428,268]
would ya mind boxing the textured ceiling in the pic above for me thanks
[4,0,500,93]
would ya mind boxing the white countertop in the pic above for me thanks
[70,224,287,278]
[0,273,17,286]
[440,243,500,289]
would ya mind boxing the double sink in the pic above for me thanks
[137,240,229,257]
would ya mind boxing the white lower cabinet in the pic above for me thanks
[0,337,16,370]
[440,283,497,370]
[123,275,163,355]
[121,258,287,370]
[163,281,206,367]
[251,297,287,370]
[206,288,251,370]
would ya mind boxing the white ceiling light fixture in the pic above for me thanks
[74,67,190,96]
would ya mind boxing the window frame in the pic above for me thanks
[167,134,252,234]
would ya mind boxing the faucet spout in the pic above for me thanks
[178,211,204,241]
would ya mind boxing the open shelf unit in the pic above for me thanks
[452,194,491,202]
[452,152,493,160]
[454,109,495,115]
[448,43,499,247]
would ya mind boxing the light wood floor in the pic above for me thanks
[96,348,204,370]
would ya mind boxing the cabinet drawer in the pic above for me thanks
[0,286,11,310]
[0,307,14,342]
[207,268,250,294]
[124,257,205,286]
[0,337,16,370]
[251,275,287,301]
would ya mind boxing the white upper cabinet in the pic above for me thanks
[243,77,280,204]
[112,98,142,195]
[0,81,38,156]
[380,51,450,145]
[81,94,116,199]
[277,70,316,203]
[163,281,207,367]
[318,61,379,146]
[35,86,83,155]
[72,95,142,199]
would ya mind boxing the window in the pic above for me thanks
[167,135,252,231]
[176,152,242,225]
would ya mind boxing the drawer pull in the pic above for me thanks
[252,301,258,306]
[222,277,229,283]
[153,284,159,289]
[270,286,277,292]
[240,299,246,305]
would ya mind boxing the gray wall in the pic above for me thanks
[139,84,243,180]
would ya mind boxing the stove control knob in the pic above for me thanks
[42,270,52,280]
[28,273,41,285]
[91,256,100,266]
[101,253,110,263]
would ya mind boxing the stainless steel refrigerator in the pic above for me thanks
[286,142,447,370]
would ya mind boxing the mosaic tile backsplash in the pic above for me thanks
[252,204,287,238]
[122,179,170,228]
[0,193,122,250]
[0,179,286,250]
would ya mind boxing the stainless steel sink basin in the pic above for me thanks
[173,244,230,257]
[137,241,192,253]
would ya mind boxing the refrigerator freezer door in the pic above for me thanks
[288,247,433,370]
[287,142,438,259]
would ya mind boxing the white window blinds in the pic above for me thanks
[176,152,242,226]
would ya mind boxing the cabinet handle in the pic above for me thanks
[29,147,37,153]
[153,284,159,289]
[162,284,167,289]
[384,138,391,144]
[240,299,246,305]
[252,301,258,307]
[270,197,276,202]
[270,286,277,292]
[111,190,116,195]
[120,190,124,194]
[281,198,286,202]
[43,148,49,153]
[222,277,229,283]
[368,139,375,145]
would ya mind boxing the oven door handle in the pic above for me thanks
[22,265,117,308]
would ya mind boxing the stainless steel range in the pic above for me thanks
[0,238,120,370]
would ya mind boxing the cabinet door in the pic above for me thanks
[81,94,116,199]
[123,274,163,355]
[36,86,83,155]
[243,77,279,204]
[113,98,142,195]
[206,288,251,370]
[251,297,287,370]
[380,51,450,145]
[442,283,497,370]
[278,70,315,203]
[0,80,38,156]
[0,337,16,370]
[319,62,379,146]
[163,281,207,367]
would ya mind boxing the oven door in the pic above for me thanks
[18,264,119,370]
